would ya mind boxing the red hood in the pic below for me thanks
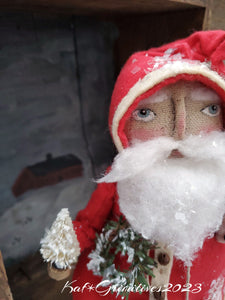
[109,30,225,152]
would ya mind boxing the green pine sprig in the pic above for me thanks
[88,217,158,299]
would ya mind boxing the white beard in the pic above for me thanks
[98,132,225,266]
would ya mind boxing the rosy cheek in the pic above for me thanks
[197,125,223,134]
[127,127,165,142]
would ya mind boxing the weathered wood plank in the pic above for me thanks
[203,0,225,30]
[7,252,72,300]
[169,0,207,8]
[0,251,13,300]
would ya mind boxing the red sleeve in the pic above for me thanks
[73,181,116,252]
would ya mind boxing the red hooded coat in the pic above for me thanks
[72,30,225,300]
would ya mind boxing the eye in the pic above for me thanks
[132,108,156,122]
[201,104,221,117]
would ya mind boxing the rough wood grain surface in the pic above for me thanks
[203,0,225,30]
[7,252,72,300]
[170,0,207,7]
[0,251,13,300]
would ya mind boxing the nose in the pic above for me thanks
[172,91,186,140]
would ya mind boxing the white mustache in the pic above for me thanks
[98,131,225,183]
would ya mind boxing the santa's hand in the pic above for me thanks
[215,215,225,243]
[47,262,74,281]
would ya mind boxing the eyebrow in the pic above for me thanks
[190,87,221,102]
[137,88,171,106]
[137,85,221,108]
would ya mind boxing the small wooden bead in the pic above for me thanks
[153,291,166,300]
[157,252,170,265]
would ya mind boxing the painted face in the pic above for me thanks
[124,81,223,143]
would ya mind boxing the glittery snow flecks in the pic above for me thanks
[205,275,225,300]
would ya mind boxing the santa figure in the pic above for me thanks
[46,30,225,300]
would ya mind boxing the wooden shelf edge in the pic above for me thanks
[169,0,207,8]
[0,251,13,300]
[0,0,206,16]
